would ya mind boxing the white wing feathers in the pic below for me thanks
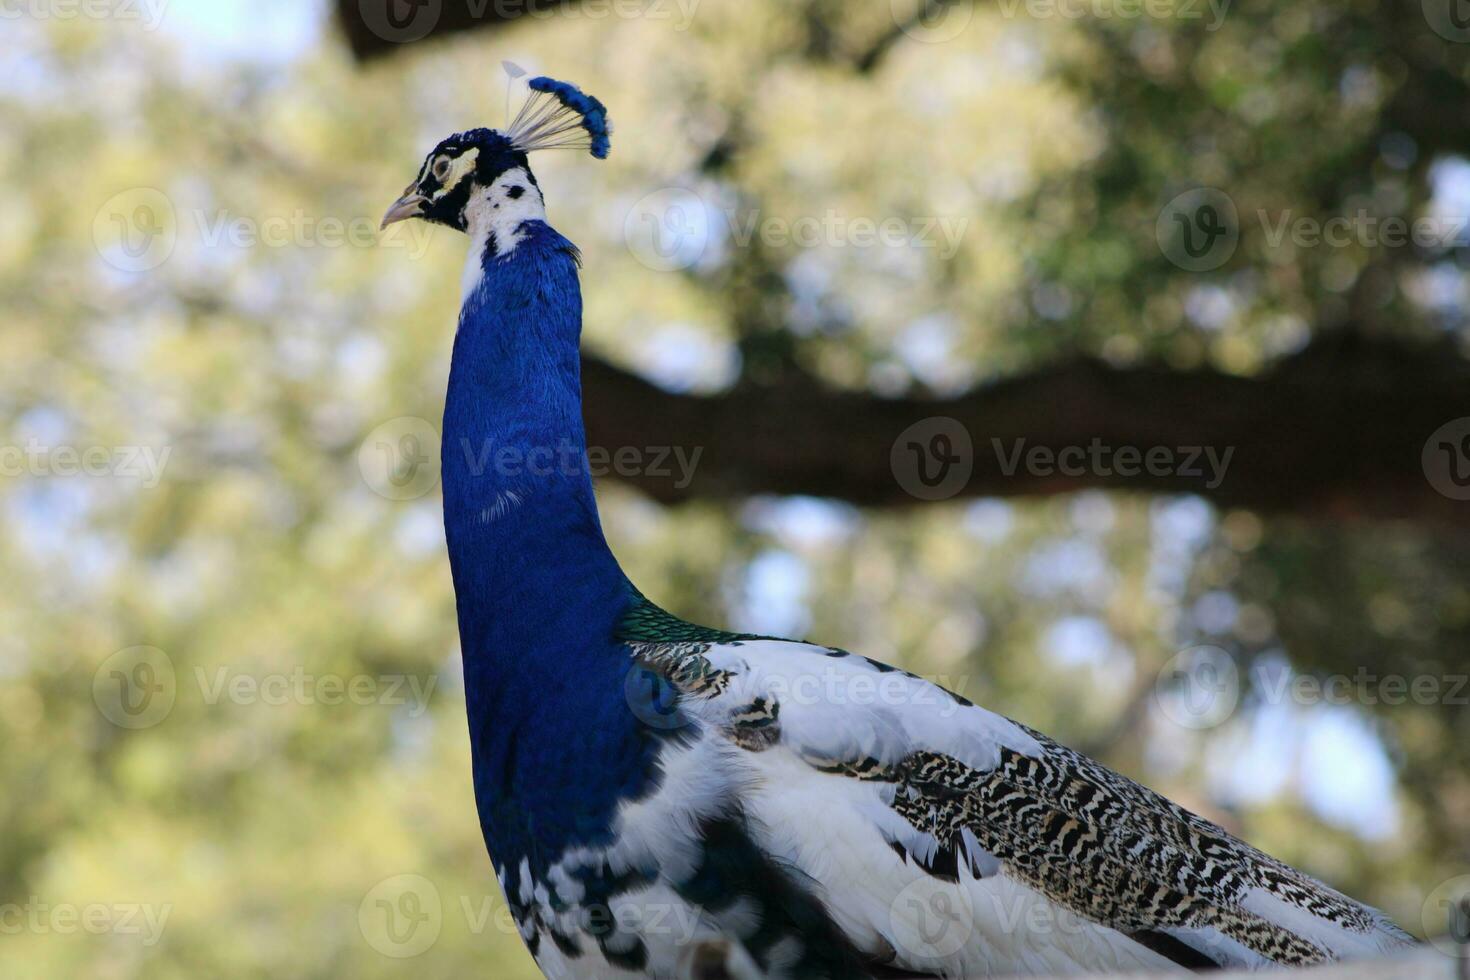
[629,637,1414,977]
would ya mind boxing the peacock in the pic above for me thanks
[379,75,1415,979]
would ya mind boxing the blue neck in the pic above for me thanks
[441,223,630,730]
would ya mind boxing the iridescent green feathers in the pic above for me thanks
[615,588,765,648]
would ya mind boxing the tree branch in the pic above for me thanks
[854,0,963,74]
[338,0,542,60]
[582,336,1470,527]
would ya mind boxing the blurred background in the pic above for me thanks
[4,0,1470,976]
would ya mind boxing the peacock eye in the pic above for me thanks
[432,157,451,180]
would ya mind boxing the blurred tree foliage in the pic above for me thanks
[0,1,1466,977]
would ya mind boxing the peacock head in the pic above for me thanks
[381,75,611,235]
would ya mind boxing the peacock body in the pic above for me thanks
[380,76,1415,979]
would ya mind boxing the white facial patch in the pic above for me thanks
[460,167,548,303]
[426,146,481,202]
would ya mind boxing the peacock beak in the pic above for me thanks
[380,191,428,230]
